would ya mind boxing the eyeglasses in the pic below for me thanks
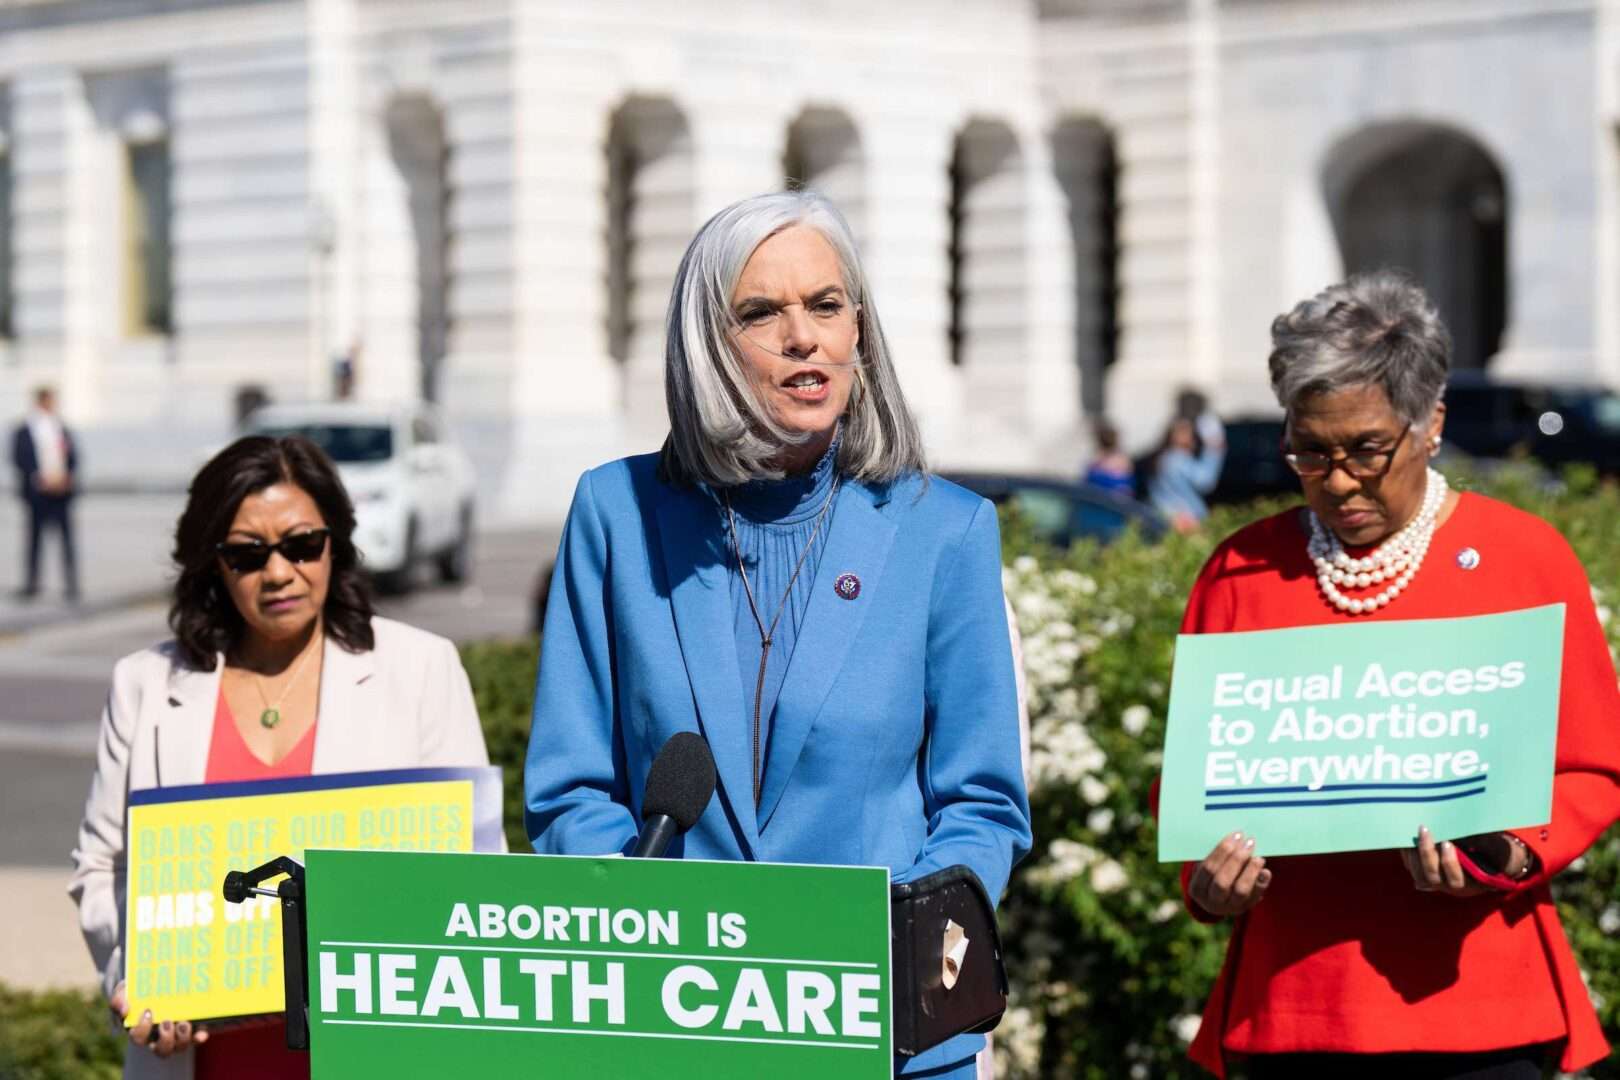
[1282,423,1411,479]
[216,529,331,574]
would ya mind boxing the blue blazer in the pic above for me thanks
[524,454,1032,1067]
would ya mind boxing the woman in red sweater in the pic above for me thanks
[1175,270,1620,1079]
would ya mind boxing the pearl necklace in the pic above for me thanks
[1307,468,1448,615]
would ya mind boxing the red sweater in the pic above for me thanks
[1174,494,1620,1076]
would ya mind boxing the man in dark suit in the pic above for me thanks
[11,386,79,600]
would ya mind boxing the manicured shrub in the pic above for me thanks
[0,984,122,1080]
[461,635,541,854]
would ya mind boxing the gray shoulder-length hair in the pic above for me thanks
[1268,269,1452,425]
[657,190,927,488]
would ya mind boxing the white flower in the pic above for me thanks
[1030,718,1108,789]
[1086,807,1115,834]
[993,1004,1044,1078]
[1579,964,1607,1012]
[1151,898,1182,923]
[1089,857,1128,894]
[1172,1013,1202,1044]
[1013,555,1038,574]
[1052,568,1092,594]
[1121,704,1152,736]
[1025,838,1098,888]
[1080,776,1110,806]
[1600,905,1620,935]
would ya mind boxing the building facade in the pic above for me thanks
[0,0,1614,520]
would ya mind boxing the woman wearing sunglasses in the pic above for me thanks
[69,435,494,1080]
[1161,270,1620,1079]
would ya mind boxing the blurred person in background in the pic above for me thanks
[1082,418,1136,497]
[1163,270,1620,1079]
[11,385,79,601]
[69,435,495,1080]
[525,190,1031,1079]
[1147,393,1226,531]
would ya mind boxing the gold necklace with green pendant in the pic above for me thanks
[251,636,320,729]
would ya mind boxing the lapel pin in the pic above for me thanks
[1456,547,1481,570]
[833,572,861,600]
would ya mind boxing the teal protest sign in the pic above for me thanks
[305,849,892,1079]
[1157,604,1565,861]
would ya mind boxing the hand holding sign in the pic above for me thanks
[114,981,209,1059]
[1397,826,1488,897]
[1187,831,1272,917]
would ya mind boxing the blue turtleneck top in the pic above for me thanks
[719,438,841,801]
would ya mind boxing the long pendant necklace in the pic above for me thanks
[249,636,321,729]
[723,477,840,806]
[1307,467,1447,614]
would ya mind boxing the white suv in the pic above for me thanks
[244,402,476,592]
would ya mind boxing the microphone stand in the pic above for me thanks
[222,856,310,1051]
[629,815,680,859]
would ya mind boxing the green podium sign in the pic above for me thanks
[305,849,893,1078]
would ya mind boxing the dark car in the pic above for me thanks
[1209,415,1295,505]
[941,472,1166,548]
[1442,375,1620,474]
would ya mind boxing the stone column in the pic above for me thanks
[10,68,97,417]
[1020,127,1083,455]
[859,115,961,457]
[501,7,627,521]
[308,0,361,401]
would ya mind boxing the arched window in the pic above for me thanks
[1052,116,1120,417]
[605,97,693,372]
[948,119,1026,377]
[125,137,171,336]
[1323,122,1507,369]
[87,69,171,340]
[384,96,451,402]
[783,108,864,243]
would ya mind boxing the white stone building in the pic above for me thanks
[0,0,1614,521]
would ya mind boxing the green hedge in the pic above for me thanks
[0,985,121,1080]
[994,462,1620,1079]
[460,636,541,854]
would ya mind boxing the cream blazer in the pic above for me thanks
[68,616,496,1080]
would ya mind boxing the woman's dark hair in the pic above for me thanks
[169,435,374,670]
[1094,419,1120,453]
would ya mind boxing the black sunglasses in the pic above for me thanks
[216,529,331,574]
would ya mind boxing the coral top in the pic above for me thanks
[196,691,316,1080]
[203,691,316,783]
[1174,493,1620,1076]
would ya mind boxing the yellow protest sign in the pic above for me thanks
[124,766,502,1024]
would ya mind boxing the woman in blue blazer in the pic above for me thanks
[524,191,1032,1078]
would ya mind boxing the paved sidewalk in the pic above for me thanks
[0,868,97,990]
[0,494,184,636]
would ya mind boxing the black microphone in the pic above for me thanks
[630,731,717,858]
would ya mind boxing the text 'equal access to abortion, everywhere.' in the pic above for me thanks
[1156,605,1565,860]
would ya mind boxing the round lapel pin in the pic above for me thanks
[833,572,861,600]
[1456,547,1481,570]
